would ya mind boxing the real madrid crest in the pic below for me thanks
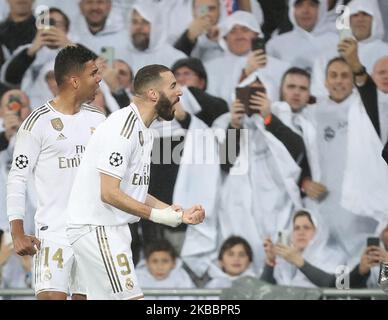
[139,131,144,146]
[90,127,96,135]
[125,277,134,290]
[51,118,64,131]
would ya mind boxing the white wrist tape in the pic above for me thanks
[150,207,183,227]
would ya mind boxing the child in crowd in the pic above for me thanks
[135,239,195,300]
[206,236,257,289]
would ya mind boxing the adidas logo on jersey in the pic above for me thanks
[56,133,67,141]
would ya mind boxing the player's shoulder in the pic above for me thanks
[106,106,140,140]
[81,104,107,118]
[21,103,52,133]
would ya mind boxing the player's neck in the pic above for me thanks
[132,97,158,128]
[51,94,83,115]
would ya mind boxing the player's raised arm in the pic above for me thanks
[100,173,204,227]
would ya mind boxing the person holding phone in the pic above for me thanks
[338,36,388,167]
[2,8,72,88]
[228,77,306,165]
[1,8,73,107]
[213,73,305,269]
[205,11,290,105]
[262,211,387,289]
[350,236,388,289]
[339,37,388,145]
[260,210,363,288]
[311,0,388,97]
[174,0,225,62]
[0,0,36,69]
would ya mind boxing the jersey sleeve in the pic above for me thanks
[7,127,41,222]
[96,132,136,180]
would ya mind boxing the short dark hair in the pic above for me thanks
[325,56,349,76]
[293,210,315,227]
[54,45,98,87]
[144,239,177,260]
[133,64,171,95]
[49,7,70,32]
[218,236,253,262]
[281,67,311,84]
[280,67,311,101]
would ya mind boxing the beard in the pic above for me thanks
[155,92,177,121]
[132,33,150,51]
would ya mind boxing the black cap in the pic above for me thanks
[171,57,208,90]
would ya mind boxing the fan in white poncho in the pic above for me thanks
[135,239,196,300]
[272,210,346,288]
[165,0,228,62]
[135,259,196,300]
[302,63,388,266]
[181,72,303,277]
[271,101,321,214]
[165,0,263,46]
[205,235,257,292]
[311,0,388,97]
[0,8,74,105]
[266,0,338,71]
[116,2,186,74]
[205,10,290,105]
[170,87,222,276]
[69,0,129,55]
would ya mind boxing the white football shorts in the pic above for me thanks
[34,237,85,296]
[70,224,143,300]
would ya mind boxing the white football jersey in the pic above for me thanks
[66,103,154,227]
[7,102,106,244]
